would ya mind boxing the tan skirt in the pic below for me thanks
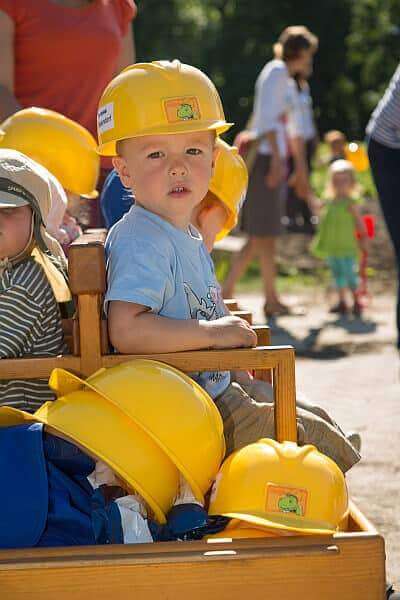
[241,154,286,237]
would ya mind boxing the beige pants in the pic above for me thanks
[214,380,360,473]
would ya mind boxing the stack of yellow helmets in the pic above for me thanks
[208,438,349,538]
[0,359,225,524]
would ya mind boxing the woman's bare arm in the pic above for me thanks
[0,10,21,120]
[114,26,135,74]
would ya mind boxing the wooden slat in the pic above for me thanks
[0,529,385,600]
[253,325,272,384]
[231,310,252,324]
[0,502,378,567]
[101,346,293,373]
[0,356,81,379]
[223,299,239,311]
[273,346,297,443]
[0,346,293,381]
[68,232,106,295]
[348,501,378,534]
[77,294,103,376]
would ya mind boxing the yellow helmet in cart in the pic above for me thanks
[209,438,349,536]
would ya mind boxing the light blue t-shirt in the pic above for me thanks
[105,205,230,399]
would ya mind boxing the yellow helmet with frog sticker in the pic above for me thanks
[97,60,233,156]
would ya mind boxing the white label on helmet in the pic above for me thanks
[98,102,115,133]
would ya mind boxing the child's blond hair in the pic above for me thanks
[325,159,361,199]
[324,130,346,145]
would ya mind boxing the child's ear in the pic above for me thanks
[211,145,220,172]
[113,156,133,189]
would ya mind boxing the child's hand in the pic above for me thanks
[203,315,258,349]
[308,194,322,218]
[233,129,255,148]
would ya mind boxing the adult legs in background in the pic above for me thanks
[222,236,281,310]
[222,237,259,299]
[257,236,285,313]
[222,153,285,313]
[368,138,400,347]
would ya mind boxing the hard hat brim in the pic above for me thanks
[0,405,37,427]
[97,121,233,157]
[219,510,338,536]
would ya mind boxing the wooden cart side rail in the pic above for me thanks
[0,502,380,570]
[0,505,383,571]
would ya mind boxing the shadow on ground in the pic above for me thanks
[267,314,379,359]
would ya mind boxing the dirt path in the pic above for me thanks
[236,290,399,589]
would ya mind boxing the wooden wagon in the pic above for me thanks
[0,231,387,599]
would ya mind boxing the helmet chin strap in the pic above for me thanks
[0,216,35,276]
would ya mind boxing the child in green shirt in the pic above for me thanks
[312,159,368,316]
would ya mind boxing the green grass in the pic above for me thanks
[215,253,331,293]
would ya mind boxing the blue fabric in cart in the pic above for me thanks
[0,424,96,548]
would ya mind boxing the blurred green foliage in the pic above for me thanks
[135,0,400,140]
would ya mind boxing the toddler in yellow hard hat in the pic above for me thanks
[99,137,246,253]
[0,107,100,248]
[0,149,70,412]
[99,60,360,473]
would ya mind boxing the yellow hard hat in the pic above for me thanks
[97,60,233,156]
[208,139,248,241]
[344,142,369,172]
[209,439,349,536]
[206,518,281,540]
[0,396,179,524]
[0,107,100,197]
[49,360,226,502]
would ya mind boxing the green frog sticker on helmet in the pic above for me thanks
[177,103,195,120]
[278,493,302,516]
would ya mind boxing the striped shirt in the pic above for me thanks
[0,257,66,412]
[367,64,400,148]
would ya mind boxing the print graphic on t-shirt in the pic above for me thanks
[183,283,224,321]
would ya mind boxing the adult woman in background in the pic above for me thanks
[223,26,318,317]
[0,0,137,224]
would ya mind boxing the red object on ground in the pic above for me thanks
[356,215,375,307]
[356,214,375,240]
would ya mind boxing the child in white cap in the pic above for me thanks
[0,149,71,412]
[312,159,368,316]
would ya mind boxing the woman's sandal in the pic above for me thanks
[263,302,291,317]
[264,302,307,318]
